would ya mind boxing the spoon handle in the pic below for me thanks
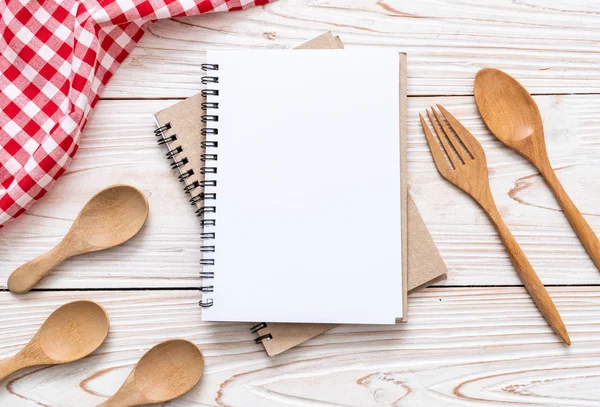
[96,398,128,407]
[540,164,600,272]
[7,244,69,294]
[0,355,25,382]
[97,391,143,407]
[485,203,570,345]
[97,372,145,407]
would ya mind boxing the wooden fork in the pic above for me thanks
[420,105,570,345]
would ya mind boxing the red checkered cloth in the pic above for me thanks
[0,0,270,228]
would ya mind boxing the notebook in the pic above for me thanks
[154,33,448,353]
[192,48,405,324]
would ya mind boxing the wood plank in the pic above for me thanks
[0,99,200,290]
[104,0,600,98]
[2,94,600,288]
[0,288,598,406]
[409,94,600,286]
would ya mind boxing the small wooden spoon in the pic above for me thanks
[8,185,149,294]
[98,339,204,407]
[474,68,600,272]
[0,300,109,381]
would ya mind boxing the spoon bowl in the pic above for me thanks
[74,185,149,249]
[39,300,110,362]
[474,67,600,272]
[98,339,204,407]
[474,68,546,162]
[134,340,205,403]
[8,184,149,294]
[0,300,109,381]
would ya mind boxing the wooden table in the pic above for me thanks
[2,1,600,405]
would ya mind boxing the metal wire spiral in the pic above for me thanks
[198,63,219,308]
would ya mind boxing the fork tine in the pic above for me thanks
[431,108,469,163]
[419,113,452,177]
[436,104,481,156]
[426,109,460,169]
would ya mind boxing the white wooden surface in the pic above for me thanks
[1,288,599,406]
[2,0,600,405]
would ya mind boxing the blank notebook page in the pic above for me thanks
[201,50,402,324]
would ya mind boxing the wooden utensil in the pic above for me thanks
[97,339,204,407]
[420,105,570,345]
[474,68,600,272]
[8,184,149,294]
[0,300,109,381]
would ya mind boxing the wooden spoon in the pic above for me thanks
[98,339,204,407]
[8,185,149,294]
[474,68,600,272]
[0,300,109,381]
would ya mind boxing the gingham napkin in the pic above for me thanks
[0,0,269,228]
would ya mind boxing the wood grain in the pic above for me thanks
[474,67,600,274]
[0,99,201,290]
[0,301,109,382]
[7,185,148,294]
[3,3,600,405]
[409,94,600,286]
[421,105,569,344]
[0,288,598,406]
[97,339,204,406]
[103,0,600,99]
[2,94,600,288]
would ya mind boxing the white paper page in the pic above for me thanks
[201,50,402,324]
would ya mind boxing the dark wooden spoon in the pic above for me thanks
[475,68,600,272]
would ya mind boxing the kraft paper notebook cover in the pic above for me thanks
[154,32,447,354]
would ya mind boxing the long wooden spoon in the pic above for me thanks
[474,68,600,272]
[98,339,204,407]
[8,185,149,294]
[0,300,109,381]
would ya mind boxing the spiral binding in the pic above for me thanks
[152,62,219,309]
[197,62,220,308]
[250,323,273,343]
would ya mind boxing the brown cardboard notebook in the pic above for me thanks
[154,32,447,355]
